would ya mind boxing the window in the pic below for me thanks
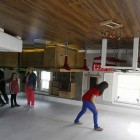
[40,71,51,91]
[113,72,140,106]
[33,70,37,89]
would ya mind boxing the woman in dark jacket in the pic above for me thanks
[24,67,36,107]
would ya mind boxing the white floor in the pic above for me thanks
[0,96,140,140]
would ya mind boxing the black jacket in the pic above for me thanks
[28,72,36,90]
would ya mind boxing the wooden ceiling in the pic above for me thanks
[0,0,140,49]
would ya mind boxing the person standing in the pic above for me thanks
[24,67,36,107]
[0,69,9,104]
[74,81,108,131]
[9,72,20,108]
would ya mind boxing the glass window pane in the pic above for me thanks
[116,73,140,104]
[40,71,51,91]
[41,71,51,80]
[41,80,49,90]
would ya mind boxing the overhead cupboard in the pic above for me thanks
[101,37,139,70]
[44,45,84,70]
[19,45,84,70]
[0,52,18,67]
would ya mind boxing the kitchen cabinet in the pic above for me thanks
[44,45,84,70]
[0,52,18,67]
[20,52,44,68]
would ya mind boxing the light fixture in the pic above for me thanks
[100,20,123,40]
[61,42,71,70]
[81,48,89,71]
[22,49,44,52]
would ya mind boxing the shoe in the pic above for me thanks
[94,127,103,131]
[0,103,5,107]
[74,121,83,125]
[30,105,34,108]
[0,102,6,107]
[24,104,30,108]
[11,105,14,108]
[15,104,20,107]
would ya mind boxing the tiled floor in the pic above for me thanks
[0,96,140,140]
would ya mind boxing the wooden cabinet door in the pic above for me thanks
[44,47,56,68]
[0,52,18,67]
[44,46,84,69]
[76,52,85,68]
[20,52,44,67]
[68,49,77,68]
[55,46,79,68]
[55,46,65,68]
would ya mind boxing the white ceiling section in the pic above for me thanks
[0,30,23,52]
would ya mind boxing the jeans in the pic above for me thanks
[74,100,98,128]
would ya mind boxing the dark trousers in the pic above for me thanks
[74,101,98,129]
[11,94,17,106]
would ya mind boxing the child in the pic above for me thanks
[9,72,20,108]
[74,81,108,131]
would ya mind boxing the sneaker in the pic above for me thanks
[0,102,6,107]
[24,104,30,108]
[74,121,83,125]
[30,105,34,108]
[0,103,4,107]
[94,127,103,131]
[11,105,15,108]
[15,104,20,107]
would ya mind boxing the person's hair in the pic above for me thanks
[96,81,108,96]
[10,72,17,80]
[28,66,34,72]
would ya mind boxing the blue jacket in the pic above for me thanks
[28,72,36,90]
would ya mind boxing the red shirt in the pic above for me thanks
[82,88,99,101]
[10,79,19,93]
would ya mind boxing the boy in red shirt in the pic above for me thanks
[74,81,108,131]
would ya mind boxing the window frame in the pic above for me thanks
[112,72,140,108]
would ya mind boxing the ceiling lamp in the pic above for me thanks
[62,42,71,70]
[100,20,123,40]
[81,48,89,71]
[22,48,44,52]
